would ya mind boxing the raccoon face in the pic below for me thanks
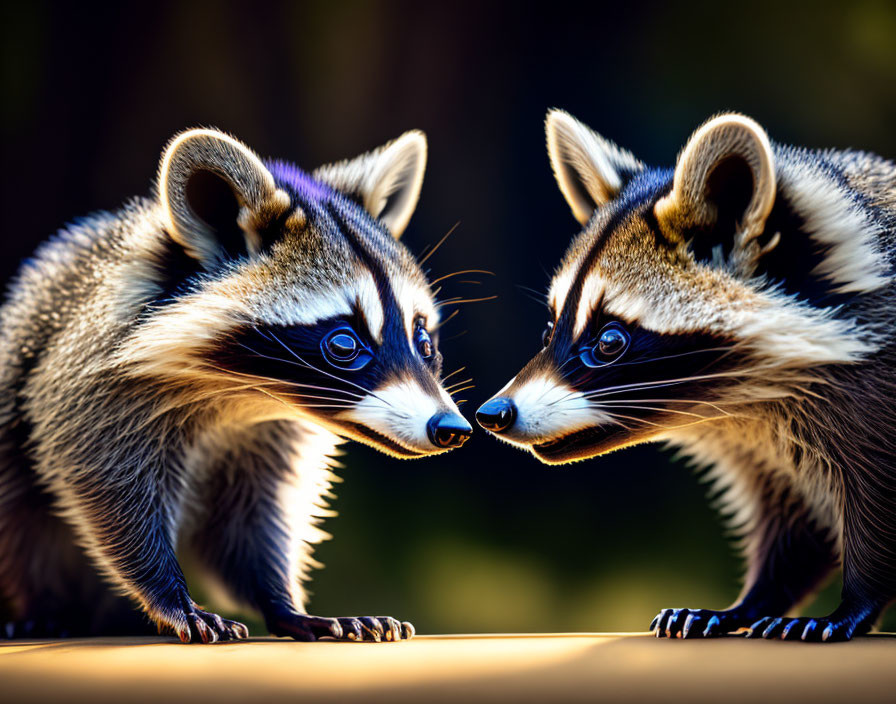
[478,111,886,464]
[130,128,470,458]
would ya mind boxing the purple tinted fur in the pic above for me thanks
[265,160,335,203]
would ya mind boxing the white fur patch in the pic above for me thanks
[496,373,613,446]
[778,161,889,294]
[573,268,608,338]
[247,273,385,341]
[391,276,439,346]
[548,265,577,319]
[571,267,874,369]
[337,377,455,453]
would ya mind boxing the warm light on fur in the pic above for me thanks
[480,111,896,641]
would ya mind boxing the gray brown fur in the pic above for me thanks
[0,127,465,642]
[479,112,895,641]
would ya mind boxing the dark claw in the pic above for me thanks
[183,604,248,644]
[378,616,403,642]
[356,617,382,642]
[229,620,250,640]
[666,609,687,638]
[762,617,785,639]
[653,608,674,637]
[267,610,411,643]
[190,613,217,644]
[649,614,660,631]
[747,617,771,638]
[780,619,801,640]
[337,617,363,641]
[359,616,383,637]
[800,619,818,641]
[703,614,722,637]
[682,612,701,639]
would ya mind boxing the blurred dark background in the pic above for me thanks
[2,0,895,634]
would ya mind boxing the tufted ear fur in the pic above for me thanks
[158,129,292,266]
[312,130,427,238]
[546,109,645,224]
[655,114,777,271]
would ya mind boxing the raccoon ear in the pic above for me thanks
[158,128,292,265]
[546,109,644,224]
[655,114,776,265]
[313,130,427,238]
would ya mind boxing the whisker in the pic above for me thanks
[440,329,468,342]
[430,269,495,286]
[202,362,365,399]
[555,355,581,380]
[251,386,304,416]
[433,308,460,331]
[601,409,722,433]
[596,413,634,432]
[596,397,735,416]
[260,329,395,409]
[518,291,551,309]
[580,370,754,399]
[444,377,474,390]
[441,366,467,383]
[448,384,475,396]
[418,222,460,265]
[436,294,498,308]
[609,346,736,368]
[596,403,712,420]
[599,410,675,429]
[273,403,356,409]
[276,391,360,405]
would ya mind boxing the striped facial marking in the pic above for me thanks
[213,165,469,457]
[479,174,741,462]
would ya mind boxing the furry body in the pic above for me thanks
[478,112,895,641]
[0,128,469,642]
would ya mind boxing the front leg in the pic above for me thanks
[55,470,247,643]
[187,420,415,642]
[654,475,837,638]
[747,464,895,642]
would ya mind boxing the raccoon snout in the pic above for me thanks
[475,398,517,433]
[426,412,473,449]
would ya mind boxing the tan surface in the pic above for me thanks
[1,633,894,703]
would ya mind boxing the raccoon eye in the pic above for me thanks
[578,322,630,368]
[542,321,554,348]
[414,320,435,360]
[321,325,372,371]
[597,323,629,359]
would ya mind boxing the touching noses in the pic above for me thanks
[475,397,517,433]
[427,412,473,449]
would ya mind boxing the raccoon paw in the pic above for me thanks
[334,616,415,642]
[266,610,414,642]
[746,614,872,642]
[176,602,249,644]
[651,608,751,638]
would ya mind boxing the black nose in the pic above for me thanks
[427,412,473,449]
[476,398,517,433]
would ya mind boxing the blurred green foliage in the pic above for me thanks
[2,0,894,635]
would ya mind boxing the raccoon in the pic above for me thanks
[477,111,895,641]
[0,127,472,643]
